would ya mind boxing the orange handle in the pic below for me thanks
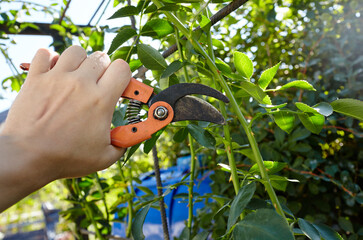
[122,78,154,103]
[111,102,174,148]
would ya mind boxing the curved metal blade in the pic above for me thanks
[149,83,229,108]
[173,96,225,124]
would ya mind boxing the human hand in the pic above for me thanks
[1,46,131,180]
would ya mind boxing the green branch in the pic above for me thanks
[150,0,287,221]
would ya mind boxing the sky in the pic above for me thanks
[0,0,130,111]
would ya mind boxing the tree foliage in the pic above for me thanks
[1,0,362,239]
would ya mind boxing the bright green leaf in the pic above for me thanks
[108,6,139,19]
[331,98,363,121]
[238,81,272,104]
[298,112,325,134]
[131,204,151,240]
[233,209,294,240]
[277,80,316,91]
[296,102,316,113]
[108,27,137,54]
[298,218,321,240]
[258,62,280,90]
[249,161,287,175]
[216,58,232,75]
[187,124,216,149]
[272,111,295,133]
[161,60,184,79]
[141,19,174,38]
[227,182,256,231]
[137,44,167,70]
[259,103,287,109]
[198,15,211,31]
[234,51,253,79]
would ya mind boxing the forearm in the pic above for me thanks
[0,135,52,212]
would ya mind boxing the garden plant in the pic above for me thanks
[0,0,362,239]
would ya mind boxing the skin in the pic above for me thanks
[0,46,131,212]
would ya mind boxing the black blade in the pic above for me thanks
[173,96,225,124]
[149,83,229,108]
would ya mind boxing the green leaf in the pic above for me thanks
[235,148,255,161]
[198,15,211,31]
[249,161,287,175]
[126,143,141,161]
[108,27,137,55]
[112,107,127,127]
[233,209,294,240]
[296,102,318,114]
[277,80,316,91]
[108,6,139,19]
[187,124,216,149]
[338,216,354,233]
[143,129,164,154]
[258,62,281,90]
[238,81,272,104]
[298,112,325,134]
[173,127,189,142]
[312,102,333,117]
[141,19,174,38]
[298,218,321,240]
[296,102,332,117]
[289,128,311,142]
[137,44,167,70]
[131,204,151,240]
[313,223,343,240]
[233,51,253,79]
[161,60,184,79]
[331,98,363,121]
[272,111,295,133]
[216,58,232,75]
[227,182,256,231]
[137,186,155,196]
[192,231,209,240]
[259,103,287,109]
[130,59,143,72]
[269,175,288,191]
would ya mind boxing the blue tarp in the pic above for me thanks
[113,155,213,239]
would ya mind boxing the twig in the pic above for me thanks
[133,0,249,79]
[162,0,249,59]
[88,0,106,26]
[323,125,363,137]
[59,0,72,24]
[152,146,170,240]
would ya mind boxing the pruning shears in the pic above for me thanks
[20,63,229,148]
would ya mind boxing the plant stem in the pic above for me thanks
[117,160,134,238]
[174,27,190,83]
[152,146,170,240]
[73,178,104,240]
[187,134,196,235]
[94,172,109,222]
[150,0,286,221]
[204,9,240,195]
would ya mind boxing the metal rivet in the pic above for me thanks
[154,106,168,120]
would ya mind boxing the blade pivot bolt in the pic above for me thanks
[154,106,168,120]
